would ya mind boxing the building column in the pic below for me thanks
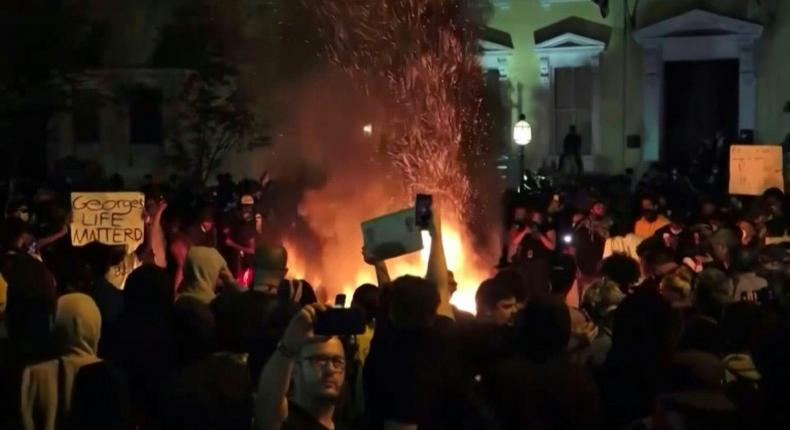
[589,55,601,171]
[737,37,757,135]
[641,43,663,162]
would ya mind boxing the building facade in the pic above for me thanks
[48,0,790,185]
[481,0,790,187]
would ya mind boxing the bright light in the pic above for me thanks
[513,115,532,146]
[563,234,573,244]
[363,123,373,136]
[283,218,488,314]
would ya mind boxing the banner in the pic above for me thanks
[70,192,145,248]
[729,145,784,195]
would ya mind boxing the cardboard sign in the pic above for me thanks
[729,145,784,195]
[361,208,423,261]
[70,192,145,248]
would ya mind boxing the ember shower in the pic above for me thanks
[310,0,490,219]
[262,0,497,308]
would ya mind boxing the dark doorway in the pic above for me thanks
[663,59,739,172]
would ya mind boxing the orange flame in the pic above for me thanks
[284,218,491,314]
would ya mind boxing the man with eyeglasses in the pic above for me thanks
[255,303,345,430]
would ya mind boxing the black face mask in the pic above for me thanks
[644,210,658,222]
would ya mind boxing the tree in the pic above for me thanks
[152,0,273,184]
[167,66,269,184]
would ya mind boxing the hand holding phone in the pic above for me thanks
[281,303,327,353]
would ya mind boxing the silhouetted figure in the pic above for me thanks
[560,125,584,176]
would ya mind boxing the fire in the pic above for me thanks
[284,219,490,314]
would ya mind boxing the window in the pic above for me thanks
[129,86,164,145]
[72,91,101,145]
[554,66,592,155]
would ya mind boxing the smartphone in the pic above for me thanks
[334,294,347,308]
[314,308,366,336]
[415,194,433,230]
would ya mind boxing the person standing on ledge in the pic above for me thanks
[560,125,584,176]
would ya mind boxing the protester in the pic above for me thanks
[634,195,670,238]
[678,268,732,355]
[559,125,584,176]
[20,293,102,430]
[255,303,345,430]
[2,162,790,430]
[730,247,768,301]
[475,278,517,326]
[252,243,289,295]
[582,278,625,366]
[574,200,610,285]
[708,228,740,272]
[177,246,237,304]
[508,207,556,298]
[0,256,58,429]
[102,265,177,428]
[224,195,257,284]
[183,206,217,248]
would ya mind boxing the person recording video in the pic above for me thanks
[508,207,556,297]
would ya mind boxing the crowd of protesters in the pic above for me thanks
[1,163,790,430]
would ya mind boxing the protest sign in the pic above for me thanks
[361,208,423,261]
[70,192,145,248]
[729,145,784,195]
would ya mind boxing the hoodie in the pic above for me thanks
[177,247,229,304]
[723,353,760,386]
[20,293,102,430]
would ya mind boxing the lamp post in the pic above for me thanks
[513,114,532,192]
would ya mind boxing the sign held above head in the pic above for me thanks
[70,192,146,250]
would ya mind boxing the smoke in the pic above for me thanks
[225,0,499,295]
[260,69,410,290]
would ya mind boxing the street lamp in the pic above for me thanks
[513,114,531,191]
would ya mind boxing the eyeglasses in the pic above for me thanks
[302,354,346,371]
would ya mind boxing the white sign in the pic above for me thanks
[361,208,423,261]
[729,145,784,195]
[70,192,145,248]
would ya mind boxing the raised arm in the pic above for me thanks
[149,200,168,268]
[363,247,392,286]
[36,224,69,249]
[538,229,557,251]
[424,209,454,320]
[255,303,325,430]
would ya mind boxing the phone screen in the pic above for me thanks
[415,194,433,229]
[314,308,366,336]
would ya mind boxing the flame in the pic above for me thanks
[284,218,490,314]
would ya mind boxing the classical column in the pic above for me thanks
[641,43,663,162]
[590,55,601,171]
[737,37,757,134]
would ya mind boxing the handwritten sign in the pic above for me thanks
[70,192,145,248]
[729,145,784,195]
